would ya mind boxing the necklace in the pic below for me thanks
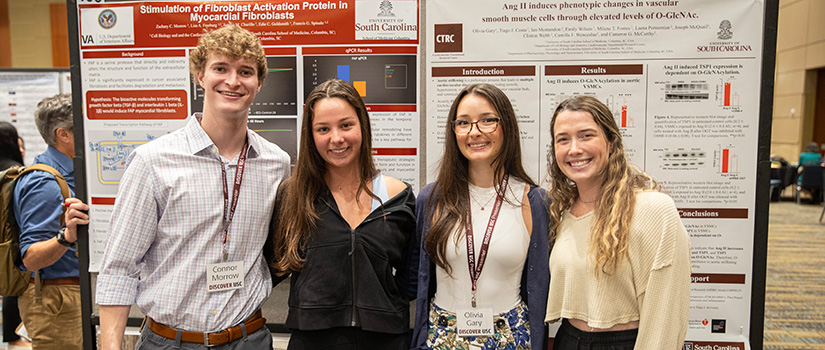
[332,180,359,192]
[470,190,497,210]
[578,196,598,204]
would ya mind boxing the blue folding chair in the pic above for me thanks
[797,165,823,204]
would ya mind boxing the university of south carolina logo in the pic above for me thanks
[717,19,732,40]
[378,0,395,17]
[99,9,116,29]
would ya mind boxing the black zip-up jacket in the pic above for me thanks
[269,182,417,334]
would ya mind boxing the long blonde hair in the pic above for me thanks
[547,96,661,275]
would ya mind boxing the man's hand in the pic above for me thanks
[63,198,89,243]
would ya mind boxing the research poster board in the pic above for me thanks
[0,70,71,166]
[426,0,768,348]
[73,0,420,271]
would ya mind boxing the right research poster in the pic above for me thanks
[425,0,767,348]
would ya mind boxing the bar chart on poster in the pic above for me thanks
[718,77,742,110]
[302,54,417,104]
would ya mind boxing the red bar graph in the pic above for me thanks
[724,82,731,106]
[621,105,627,127]
[722,148,730,173]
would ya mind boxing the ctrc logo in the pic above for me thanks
[436,34,455,43]
[434,24,462,53]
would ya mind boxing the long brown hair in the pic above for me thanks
[547,96,661,275]
[272,79,379,274]
[425,84,536,275]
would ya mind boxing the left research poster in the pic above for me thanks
[75,0,420,271]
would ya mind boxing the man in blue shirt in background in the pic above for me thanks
[13,93,89,350]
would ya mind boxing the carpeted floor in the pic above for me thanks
[764,200,825,349]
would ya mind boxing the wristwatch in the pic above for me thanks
[56,227,76,247]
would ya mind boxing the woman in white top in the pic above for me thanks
[545,96,691,349]
[412,84,550,350]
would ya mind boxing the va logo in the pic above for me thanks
[81,35,94,44]
[99,9,116,29]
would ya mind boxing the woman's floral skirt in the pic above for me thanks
[426,301,530,350]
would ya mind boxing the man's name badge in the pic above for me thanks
[207,261,244,293]
[456,307,494,337]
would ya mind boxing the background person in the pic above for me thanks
[798,142,822,166]
[545,96,691,350]
[18,136,25,160]
[13,94,90,350]
[796,142,823,202]
[270,79,416,349]
[0,121,24,169]
[0,121,31,349]
[412,83,550,350]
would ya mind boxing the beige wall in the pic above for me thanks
[772,0,825,161]
[7,0,64,68]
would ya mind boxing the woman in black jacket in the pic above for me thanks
[270,79,417,349]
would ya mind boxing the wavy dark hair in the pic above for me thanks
[272,79,379,274]
[547,96,661,275]
[425,83,536,275]
[0,121,23,165]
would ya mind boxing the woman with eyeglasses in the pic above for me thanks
[411,84,550,350]
[545,96,690,349]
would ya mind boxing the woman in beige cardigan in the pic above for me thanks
[545,96,691,350]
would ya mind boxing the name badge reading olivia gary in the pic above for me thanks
[456,307,494,337]
[207,261,244,292]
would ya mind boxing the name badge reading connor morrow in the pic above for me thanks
[207,261,244,293]
[456,307,494,337]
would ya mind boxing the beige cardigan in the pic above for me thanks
[546,191,692,350]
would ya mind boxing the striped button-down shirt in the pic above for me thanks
[96,116,290,332]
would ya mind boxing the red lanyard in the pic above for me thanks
[219,139,248,261]
[465,174,509,308]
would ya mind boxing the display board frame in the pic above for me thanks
[66,0,776,349]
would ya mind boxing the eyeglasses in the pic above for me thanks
[452,117,500,135]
